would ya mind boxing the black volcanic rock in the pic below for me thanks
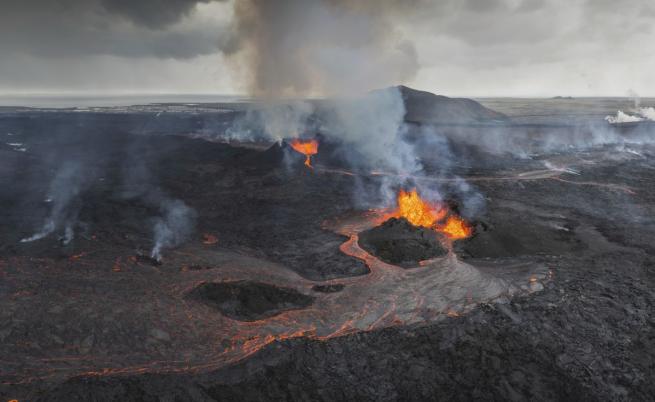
[454,215,585,259]
[358,217,447,268]
[256,141,286,166]
[134,253,162,266]
[395,85,507,124]
[311,283,345,293]
[188,281,315,321]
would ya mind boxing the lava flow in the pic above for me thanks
[387,188,472,240]
[289,139,319,168]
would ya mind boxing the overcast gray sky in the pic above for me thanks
[1,0,653,97]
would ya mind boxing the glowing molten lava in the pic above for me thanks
[389,188,472,240]
[438,216,473,240]
[290,139,319,168]
[395,189,447,227]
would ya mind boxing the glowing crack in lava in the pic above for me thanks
[386,188,473,240]
[289,139,319,168]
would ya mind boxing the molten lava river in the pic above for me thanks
[1,190,550,386]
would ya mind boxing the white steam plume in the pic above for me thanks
[605,107,655,124]
[150,198,196,261]
[21,161,87,244]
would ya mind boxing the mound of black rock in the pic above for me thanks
[188,281,315,321]
[358,217,447,268]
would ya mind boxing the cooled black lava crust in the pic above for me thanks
[188,281,315,321]
[358,217,447,267]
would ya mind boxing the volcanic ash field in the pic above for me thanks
[1,87,655,401]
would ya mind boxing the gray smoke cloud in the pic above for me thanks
[218,0,432,208]
[3,0,655,95]
[322,88,415,173]
[222,0,449,209]
[230,0,420,97]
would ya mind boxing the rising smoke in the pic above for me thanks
[605,107,655,124]
[123,133,198,260]
[319,87,426,206]
[604,91,655,124]
[223,0,436,207]
[20,120,198,261]
[150,198,196,261]
[21,161,89,245]
[229,0,419,97]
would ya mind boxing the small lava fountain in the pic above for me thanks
[289,139,319,168]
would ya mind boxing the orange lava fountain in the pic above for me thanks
[290,139,319,168]
[437,216,473,240]
[394,189,447,227]
[388,188,472,241]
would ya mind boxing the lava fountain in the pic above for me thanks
[290,139,319,168]
[386,188,472,241]
[437,216,473,240]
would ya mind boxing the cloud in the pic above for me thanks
[0,0,233,59]
[2,0,655,96]
[100,0,219,29]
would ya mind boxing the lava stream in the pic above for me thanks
[7,210,544,384]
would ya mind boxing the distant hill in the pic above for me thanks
[395,85,507,124]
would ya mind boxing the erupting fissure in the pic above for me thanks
[289,139,319,168]
[387,189,472,240]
